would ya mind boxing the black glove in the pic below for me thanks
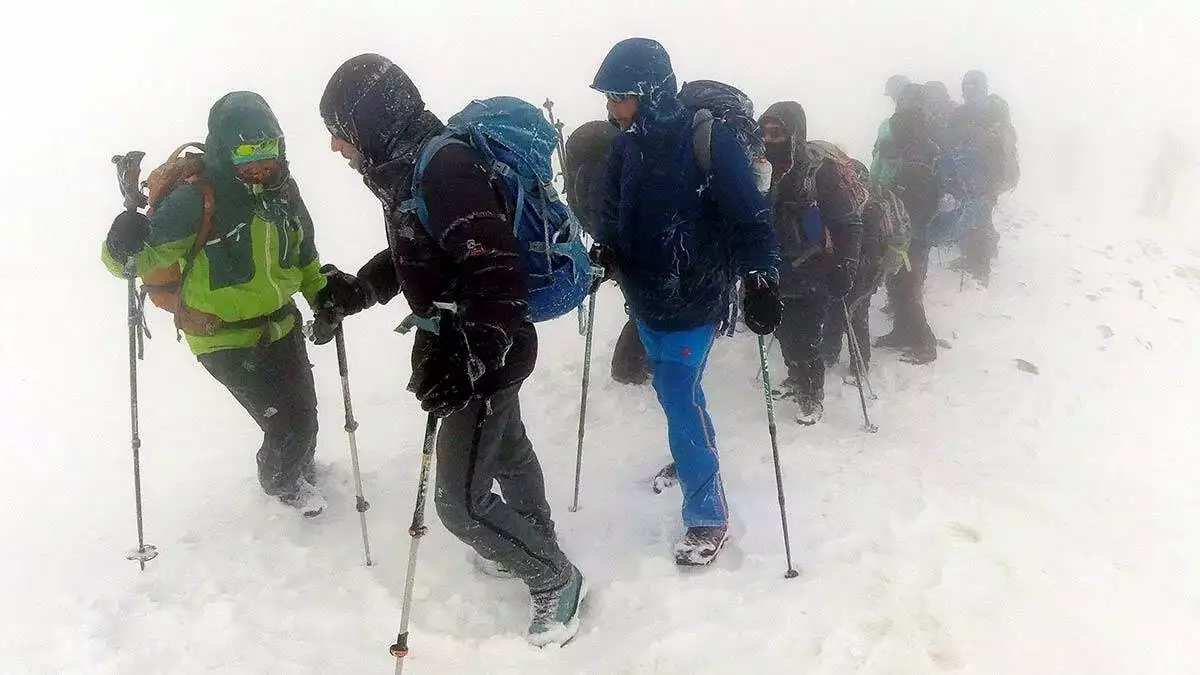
[106,210,151,261]
[588,244,618,294]
[742,271,782,335]
[311,264,376,345]
[827,259,857,299]
[407,324,482,418]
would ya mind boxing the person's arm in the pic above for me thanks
[815,161,864,264]
[707,122,780,279]
[419,144,529,373]
[101,185,203,279]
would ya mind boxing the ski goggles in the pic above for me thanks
[231,137,282,165]
[603,92,638,103]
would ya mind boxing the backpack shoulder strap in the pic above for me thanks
[691,109,715,175]
[401,134,470,226]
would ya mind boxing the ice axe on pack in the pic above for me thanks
[110,151,158,570]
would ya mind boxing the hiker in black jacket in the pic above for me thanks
[876,84,941,364]
[759,101,863,425]
[313,53,584,647]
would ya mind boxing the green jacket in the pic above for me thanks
[870,117,902,190]
[102,92,327,355]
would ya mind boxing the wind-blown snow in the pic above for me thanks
[2,1,1199,673]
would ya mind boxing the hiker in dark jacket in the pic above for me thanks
[822,159,884,374]
[564,120,651,385]
[924,80,958,151]
[949,70,1018,284]
[313,53,584,646]
[876,84,941,364]
[759,101,863,425]
[591,38,781,566]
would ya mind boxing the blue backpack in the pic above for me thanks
[927,149,989,246]
[404,97,592,323]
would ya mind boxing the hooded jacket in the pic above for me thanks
[592,38,779,332]
[102,91,326,355]
[319,53,535,397]
[759,101,863,298]
[950,94,1015,194]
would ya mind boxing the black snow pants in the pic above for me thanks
[198,325,319,496]
[822,263,878,369]
[776,280,832,400]
[884,240,937,350]
[433,384,571,593]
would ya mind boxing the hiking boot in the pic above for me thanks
[278,479,326,517]
[873,330,913,350]
[527,565,587,647]
[652,462,679,494]
[901,343,938,365]
[674,525,729,566]
[796,395,824,426]
[771,376,800,401]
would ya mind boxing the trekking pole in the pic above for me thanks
[541,98,568,185]
[756,335,800,580]
[111,152,158,571]
[842,301,878,434]
[842,299,877,401]
[334,326,373,567]
[390,412,439,674]
[568,290,597,513]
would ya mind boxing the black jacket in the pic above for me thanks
[761,102,863,297]
[320,54,535,397]
[890,110,941,233]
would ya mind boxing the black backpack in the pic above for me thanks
[679,79,770,193]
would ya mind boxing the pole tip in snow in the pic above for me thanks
[785,569,799,579]
[864,423,879,434]
[389,633,409,658]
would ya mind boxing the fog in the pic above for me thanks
[1,1,1198,672]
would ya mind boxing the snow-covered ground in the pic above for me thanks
[4,187,1200,673]
[4,2,1200,673]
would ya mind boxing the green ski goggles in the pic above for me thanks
[231,137,282,165]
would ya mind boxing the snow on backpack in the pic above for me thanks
[927,148,988,246]
[802,141,872,215]
[136,142,222,336]
[404,97,592,324]
[679,79,771,194]
[852,158,911,278]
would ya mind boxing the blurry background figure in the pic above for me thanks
[1140,130,1194,220]
[564,120,652,385]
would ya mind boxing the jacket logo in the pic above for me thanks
[464,239,486,257]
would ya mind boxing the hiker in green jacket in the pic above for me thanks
[869,74,911,190]
[101,91,331,516]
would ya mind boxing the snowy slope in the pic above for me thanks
[4,190,1200,674]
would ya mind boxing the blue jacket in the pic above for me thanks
[593,38,779,333]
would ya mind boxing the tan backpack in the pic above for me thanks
[138,143,222,336]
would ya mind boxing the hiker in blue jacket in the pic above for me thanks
[589,37,781,566]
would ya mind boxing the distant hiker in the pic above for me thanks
[870,74,912,189]
[564,120,652,385]
[822,158,908,375]
[590,38,781,566]
[101,92,330,517]
[875,84,942,364]
[759,102,864,423]
[924,80,958,151]
[314,54,585,646]
[949,69,1019,284]
[1140,131,1194,219]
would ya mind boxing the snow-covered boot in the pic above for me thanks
[278,478,327,517]
[771,376,800,401]
[796,395,824,426]
[674,525,729,566]
[652,462,679,494]
[527,565,587,647]
[873,330,912,350]
[901,343,938,365]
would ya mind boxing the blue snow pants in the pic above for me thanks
[637,322,728,528]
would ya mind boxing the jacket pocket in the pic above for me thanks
[202,221,255,290]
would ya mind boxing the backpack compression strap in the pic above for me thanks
[691,109,715,175]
